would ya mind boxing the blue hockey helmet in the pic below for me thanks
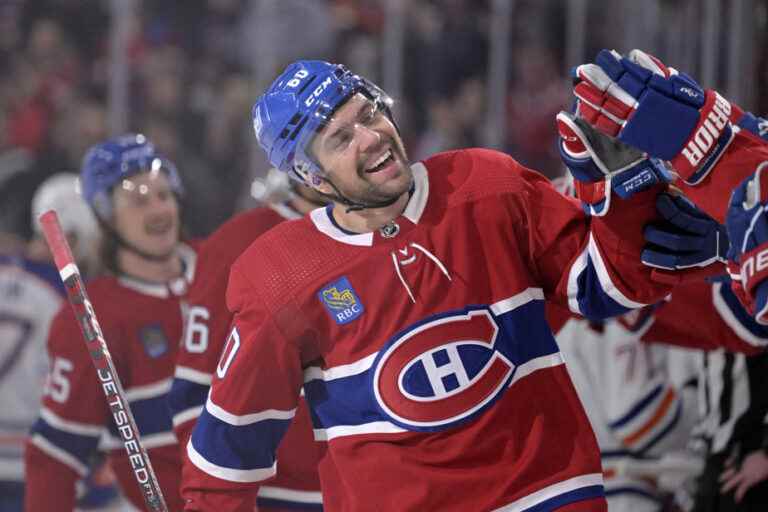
[80,133,183,220]
[252,60,393,183]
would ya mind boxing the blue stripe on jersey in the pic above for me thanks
[306,299,559,433]
[0,255,65,296]
[106,395,173,438]
[635,398,682,455]
[29,417,99,467]
[575,260,631,321]
[256,497,323,511]
[524,485,604,512]
[191,408,291,470]
[168,378,209,417]
[608,384,663,429]
[718,282,768,341]
[493,299,559,363]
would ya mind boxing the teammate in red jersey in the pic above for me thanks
[25,134,197,511]
[180,61,768,512]
[169,169,326,511]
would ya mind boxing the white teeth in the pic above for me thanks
[368,150,391,170]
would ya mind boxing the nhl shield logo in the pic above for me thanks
[318,276,364,325]
[138,325,169,358]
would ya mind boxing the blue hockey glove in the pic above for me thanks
[642,193,728,281]
[572,49,737,185]
[557,110,671,216]
[725,162,768,324]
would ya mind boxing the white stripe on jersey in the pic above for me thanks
[29,433,89,476]
[508,353,565,387]
[125,377,173,401]
[258,486,323,504]
[174,366,213,385]
[492,472,604,511]
[187,440,276,483]
[587,234,647,309]
[172,405,204,428]
[100,431,177,450]
[40,407,104,437]
[313,421,407,442]
[567,243,589,315]
[304,352,378,383]
[490,288,545,315]
[206,396,296,426]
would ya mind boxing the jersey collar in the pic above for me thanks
[117,242,197,298]
[309,162,429,247]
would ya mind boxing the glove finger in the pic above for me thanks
[644,225,706,251]
[656,194,712,234]
[641,245,681,270]
[627,49,671,78]
[577,64,638,112]
[593,49,625,82]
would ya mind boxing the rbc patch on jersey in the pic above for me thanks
[318,276,364,325]
[138,325,169,358]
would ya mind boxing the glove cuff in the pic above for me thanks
[670,90,736,185]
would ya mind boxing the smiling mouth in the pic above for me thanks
[364,149,395,174]
[145,221,173,235]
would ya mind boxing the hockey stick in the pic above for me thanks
[39,211,169,512]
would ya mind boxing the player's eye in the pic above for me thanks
[328,130,352,152]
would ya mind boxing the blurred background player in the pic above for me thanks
[169,168,326,511]
[24,134,197,511]
[0,173,101,511]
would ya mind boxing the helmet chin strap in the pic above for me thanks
[316,175,402,213]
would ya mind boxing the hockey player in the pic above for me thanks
[549,176,768,511]
[24,134,196,511]
[558,48,768,328]
[0,173,99,511]
[180,60,768,511]
[169,169,326,511]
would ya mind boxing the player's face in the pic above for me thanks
[112,169,180,259]
[309,93,412,205]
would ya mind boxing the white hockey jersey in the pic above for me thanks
[0,255,63,482]
[551,304,700,512]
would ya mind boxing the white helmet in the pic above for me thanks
[250,167,294,205]
[31,173,100,261]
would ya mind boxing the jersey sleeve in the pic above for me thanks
[181,263,307,511]
[643,280,768,354]
[676,123,768,223]
[506,159,672,320]
[25,305,110,511]
[169,262,230,449]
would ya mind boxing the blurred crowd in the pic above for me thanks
[0,0,765,241]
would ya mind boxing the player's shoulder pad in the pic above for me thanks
[422,147,538,202]
[229,215,329,308]
[199,207,285,266]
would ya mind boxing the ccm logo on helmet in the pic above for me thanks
[372,308,515,432]
[285,68,334,108]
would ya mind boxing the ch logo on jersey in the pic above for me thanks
[372,308,515,431]
[319,276,364,325]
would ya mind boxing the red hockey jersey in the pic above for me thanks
[169,207,323,510]
[181,148,683,511]
[25,244,197,511]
